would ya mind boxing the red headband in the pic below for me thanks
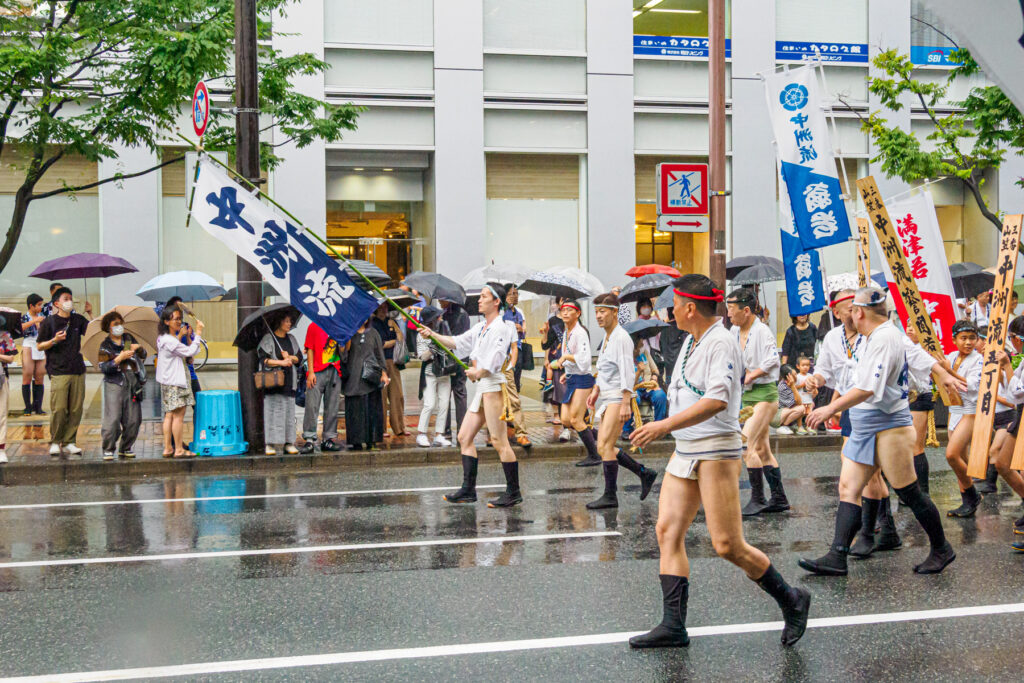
[830,294,855,307]
[674,288,724,302]
[560,302,581,312]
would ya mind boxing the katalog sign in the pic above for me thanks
[657,163,707,216]
[192,81,210,138]
[764,65,852,250]
[874,192,958,353]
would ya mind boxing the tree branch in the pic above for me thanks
[910,17,960,50]
[29,154,185,201]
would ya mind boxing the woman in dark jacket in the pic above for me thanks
[98,311,147,460]
[341,317,390,450]
[780,314,818,366]
[541,305,567,424]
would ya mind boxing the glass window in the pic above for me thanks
[325,49,434,91]
[483,55,586,95]
[325,0,433,46]
[484,0,586,52]
[484,110,587,150]
[911,0,956,48]
[776,0,867,44]
[632,0,730,40]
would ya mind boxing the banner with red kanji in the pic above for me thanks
[874,192,958,353]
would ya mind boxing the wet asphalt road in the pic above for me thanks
[0,448,1022,681]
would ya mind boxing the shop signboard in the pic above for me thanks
[633,35,731,58]
[775,40,868,63]
[910,45,958,66]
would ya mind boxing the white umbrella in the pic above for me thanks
[461,263,536,289]
[544,266,604,297]
[826,270,885,293]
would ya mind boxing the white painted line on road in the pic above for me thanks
[0,531,621,569]
[5,601,1023,682]
[0,485,507,511]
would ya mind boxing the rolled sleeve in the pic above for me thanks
[617,338,635,394]
[453,328,476,360]
[702,339,735,404]
[758,328,780,374]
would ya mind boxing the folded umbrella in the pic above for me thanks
[731,263,786,286]
[520,271,594,300]
[136,271,226,302]
[626,264,681,278]
[726,256,782,281]
[81,305,159,368]
[619,273,675,304]
[233,303,304,353]
[402,271,467,305]
[624,318,670,341]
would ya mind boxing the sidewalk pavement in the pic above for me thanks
[1,367,844,485]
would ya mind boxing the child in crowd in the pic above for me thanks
[793,356,817,435]
[775,364,804,435]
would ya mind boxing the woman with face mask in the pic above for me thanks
[98,312,147,460]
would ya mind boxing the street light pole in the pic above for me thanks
[708,0,727,292]
[235,0,264,452]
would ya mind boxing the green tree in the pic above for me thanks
[848,48,1024,240]
[0,0,359,273]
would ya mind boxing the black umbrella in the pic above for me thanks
[948,262,986,279]
[731,262,785,286]
[619,273,675,304]
[233,303,303,352]
[0,309,24,340]
[624,318,669,341]
[220,282,281,301]
[402,271,467,305]
[376,288,421,308]
[344,259,391,291]
[952,271,995,299]
[654,285,675,311]
[727,256,783,281]
[519,271,593,300]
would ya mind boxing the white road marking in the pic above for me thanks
[5,602,1023,682]
[0,531,621,569]
[0,485,507,511]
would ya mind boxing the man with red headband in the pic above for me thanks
[628,274,810,650]
[726,288,789,517]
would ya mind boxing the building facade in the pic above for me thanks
[2,0,1022,355]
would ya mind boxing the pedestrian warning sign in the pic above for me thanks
[657,163,708,216]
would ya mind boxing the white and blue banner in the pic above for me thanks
[778,161,827,316]
[765,65,852,251]
[191,157,379,344]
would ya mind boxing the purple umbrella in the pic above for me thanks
[30,252,138,310]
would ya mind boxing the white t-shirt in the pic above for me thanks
[561,323,592,376]
[1006,359,1024,404]
[596,325,635,396]
[853,321,933,414]
[668,319,742,440]
[815,325,864,395]
[453,317,514,378]
[946,349,983,413]
[733,318,780,385]
[795,372,814,404]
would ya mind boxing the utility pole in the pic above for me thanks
[708,0,727,291]
[235,0,264,452]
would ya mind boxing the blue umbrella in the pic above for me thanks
[136,271,227,302]
[624,318,670,341]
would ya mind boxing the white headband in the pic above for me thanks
[594,304,619,310]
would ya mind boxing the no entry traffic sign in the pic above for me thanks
[657,163,708,216]
[192,81,210,138]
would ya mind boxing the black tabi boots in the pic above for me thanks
[575,428,602,467]
[628,575,690,648]
[21,384,31,415]
[975,464,999,495]
[873,495,903,551]
[755,563,812,647]
[444,455,478,503]
[895,481,956,574]
[761,465,791,513]
[488,461,523,508]
[849,497,881,558]
[617,449,659,500]
[741,467,769,517]
[587,461,619,509]
[32,382,45,415]
[798,501,861,576]
[914,452,930,495]
[947,484,981,518]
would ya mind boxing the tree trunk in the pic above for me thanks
[0,184,35,274]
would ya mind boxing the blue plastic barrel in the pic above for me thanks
[190,390,249,456]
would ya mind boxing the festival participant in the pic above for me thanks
[628,274,810,650]
[551,300,602,468]
[966,291,992,328]
[940,321,985,517]
[994,317,1024,544]
[903,325,936,495]
[584,292,658,509]
[726,288,788,516]
[802,287,964,576]
[420,283,521,508]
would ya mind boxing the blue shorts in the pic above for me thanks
[840,409,852,438]
[843,408,913,466]
[562,373,596,404]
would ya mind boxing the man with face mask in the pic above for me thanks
[36,287,90,458]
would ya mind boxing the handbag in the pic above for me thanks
[254,363,286,390]
[391,321,410,366]
[361,356,384,387]
[518,341,535,371]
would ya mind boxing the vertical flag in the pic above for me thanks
[765,65,853,250]
[778,159,827,316]
[191,157,379,344]
[873,192,958,353]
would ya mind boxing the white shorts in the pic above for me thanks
[665,434,743,480]
[594,390,629,424]
[468,373,505,413]
[22,338,45,361]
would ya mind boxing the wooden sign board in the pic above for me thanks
[855,177,956,406]
[856,217,871,288]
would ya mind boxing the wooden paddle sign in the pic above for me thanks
[856,217,871,288]
[855,177,956,407]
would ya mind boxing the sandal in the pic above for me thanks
[162,451,174,458]
[173,451,196,459]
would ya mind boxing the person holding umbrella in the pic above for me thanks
[0,316,18,463]
[20,293,47,416]
[36,287,90,458]
[97,311,147,460]
[415,306,454,448]
[371,303,408,438]
[502,285,532,449]
[258,311,302,455]
[419,283,522,507]
[551,300,603,467]
[156,306,204,458]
